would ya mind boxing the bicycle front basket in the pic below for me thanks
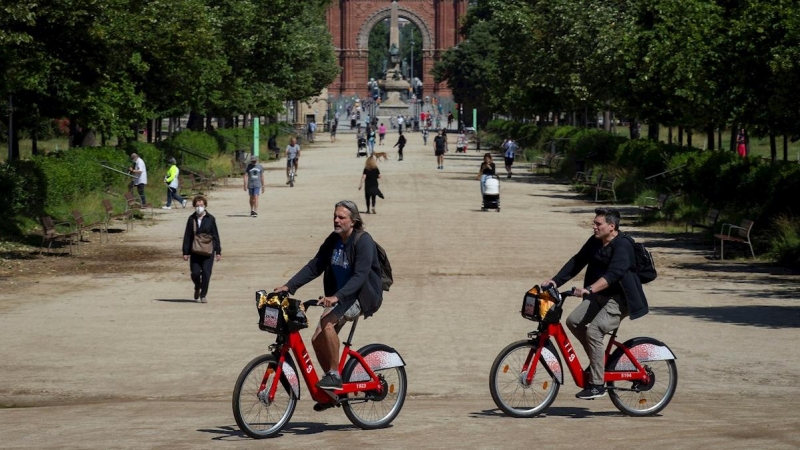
[520,286,561,323]
[255,290,309,333]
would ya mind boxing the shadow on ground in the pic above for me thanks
[652,305,800,329]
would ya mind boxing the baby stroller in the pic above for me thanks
[357,136,368,157]
[482,175,500,212]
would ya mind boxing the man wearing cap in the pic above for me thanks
[274,200,383,393]
[243,155,265,217]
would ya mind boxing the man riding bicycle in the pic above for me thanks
[285,137,301,184]
[541,207,648,400]
[274,200,383,390]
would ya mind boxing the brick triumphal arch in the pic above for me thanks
[326,0,468,99]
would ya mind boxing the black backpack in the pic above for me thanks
[622,234,657,284]
[355,232,394,291]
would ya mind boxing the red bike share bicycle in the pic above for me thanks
[490,285,677,417]
[232,291,407,439]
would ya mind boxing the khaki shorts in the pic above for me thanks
[322,300,362,333]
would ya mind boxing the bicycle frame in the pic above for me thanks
[526,321,652,389]
[262,319,385,405]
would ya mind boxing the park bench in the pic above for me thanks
[40,216,79,255]
[532,152,564,174]
[72,209,108,244]
[594,175,617,203]
[714,219,755,260]
[640,193,669,219]
[687,207,720,244]
[102,199,133,232]
[573,167,595,187]
[124,191,154,224]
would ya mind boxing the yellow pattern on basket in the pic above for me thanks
[258,292,306,323]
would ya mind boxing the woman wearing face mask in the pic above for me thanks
[182,195,221,303]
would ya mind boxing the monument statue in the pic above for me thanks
[376,0,411,116]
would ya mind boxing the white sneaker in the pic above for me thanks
[161,206,171,210]
[181,200,187,208]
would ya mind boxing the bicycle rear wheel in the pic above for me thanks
[232,354,297,439]
[342,345,407,429]
[606,344,678,416]
[490,340,560,418]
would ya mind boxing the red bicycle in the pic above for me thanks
[490,285,677,417]
[232,291,407,439]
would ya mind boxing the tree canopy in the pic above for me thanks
[434,0,800,145]
[0,0,339,152]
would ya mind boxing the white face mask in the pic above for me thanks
[195,206,205,215]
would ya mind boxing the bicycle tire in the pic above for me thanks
[606,339,678,417]
[232,354,297,439]
[341,344,407,429]
[490,340,560,418]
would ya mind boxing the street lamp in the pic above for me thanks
[410,36,414,89]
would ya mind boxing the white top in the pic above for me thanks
[133,158,147,185]
[397,116,404,125]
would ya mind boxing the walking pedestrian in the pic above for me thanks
[393,131,407,161]
[182,195,221,304]
[162,157,186,210]
[379,123,386,145]
[367,126,376,156]
[433,130,446,170]
[330,121,337,143]
[503,138,517,178]
[359,156,383,214]
[477,153,496,195]
[243,155,265,217]
[422,128,429,146]
[397,115,404,133]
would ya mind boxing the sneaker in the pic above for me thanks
[194,287,200,300]
[372,209,376,214]
[575,384,606,400]
[250,210,255,217]
[161,206,171,210]
[364,210,370,214]
[182,199,187,208]
[317,372,343,390]
[253,211,257,217]
[200,297,207,304]
[313,401,336,412]
[286,180,290,185]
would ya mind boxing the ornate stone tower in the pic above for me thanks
[326,0,469,98]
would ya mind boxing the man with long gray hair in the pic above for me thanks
[274,200,384,394]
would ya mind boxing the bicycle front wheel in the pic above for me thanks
[232,354,297,439]
[342,346,407,429]
[490,340,560,418]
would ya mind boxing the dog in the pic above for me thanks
[373,152,389,162]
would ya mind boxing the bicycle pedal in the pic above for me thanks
[313,401,336,412]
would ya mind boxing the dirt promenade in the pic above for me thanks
[2,130,800,449]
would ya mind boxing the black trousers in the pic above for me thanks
[190,254,214,297]
[397,145,404,160]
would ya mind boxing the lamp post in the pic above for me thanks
[410,36,414,91]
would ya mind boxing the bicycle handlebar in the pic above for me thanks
[303,299,322,309]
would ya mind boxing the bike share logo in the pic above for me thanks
[301,349,314,374]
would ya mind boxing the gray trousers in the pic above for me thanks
[565,295,626,385]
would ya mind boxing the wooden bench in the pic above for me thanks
[72,209,108,244]
[573,168,595,187]
[594,175,617,203]
[532,152,564,174]
[640,193,669,219]
[690,208,720,234]
[102,199,132,232]
[40,216,79,255]
[714,219,755,259]
[124,191,154,224]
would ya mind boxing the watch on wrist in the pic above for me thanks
[585,286,593,294]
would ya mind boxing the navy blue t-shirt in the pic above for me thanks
[330,238,353,290]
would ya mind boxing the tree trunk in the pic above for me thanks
[717,127,722,151]
[729,124,737,153]
[770,133,777,162]
[31,131,38,156]
[146,119,153,143]
[604,110,611,132]
[667,127,673,144]
[629,120,640,139]
[678,127,684,147]
[706,125,715,151]
[648,122,659,141]
[187,112,204,131]
[687,130,693,148]
[205,115,213,132]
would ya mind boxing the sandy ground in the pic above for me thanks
[2,129,800,449]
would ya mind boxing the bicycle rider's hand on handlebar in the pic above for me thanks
[273,285,289,293]
[318,295,339,308]
[541,279,556,288]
